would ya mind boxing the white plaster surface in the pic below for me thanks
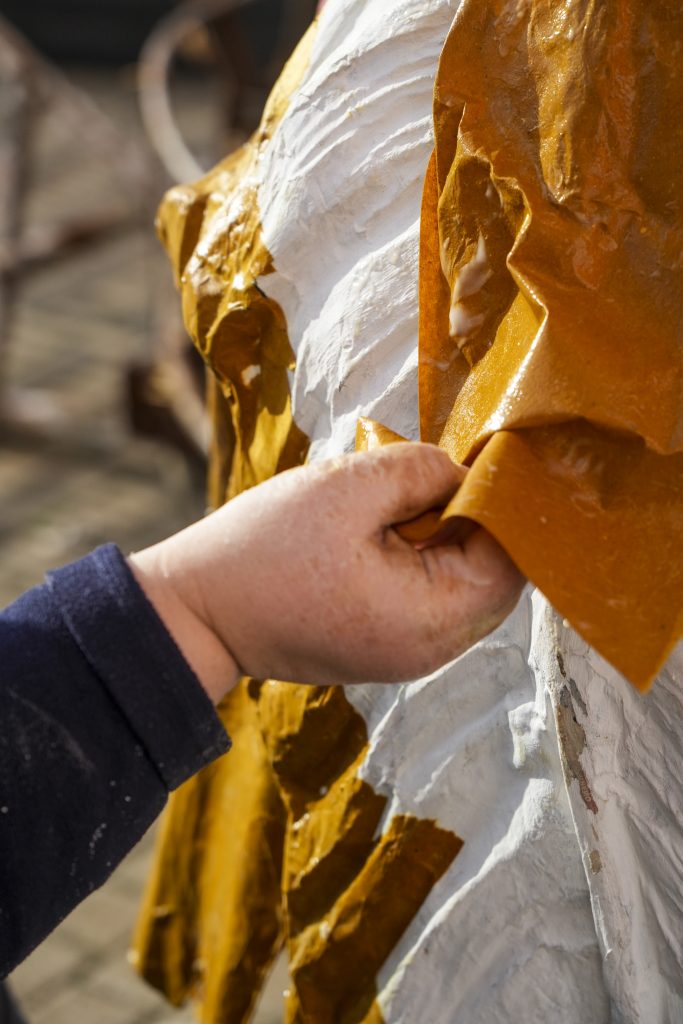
[355,595,608,1023]
[254,0,683,1019]
[258,0,451,460]
[544,620,683,1024]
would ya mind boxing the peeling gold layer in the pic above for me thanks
[375,0,683,690]
[258,683,462,1024]
[134,5,683,1017]
[285,812,462,1023]
[443,427,683,687]
[157,24,315,499]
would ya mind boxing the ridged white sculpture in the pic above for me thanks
[256,0,683,1019]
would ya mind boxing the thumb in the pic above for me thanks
[356,442,466,526]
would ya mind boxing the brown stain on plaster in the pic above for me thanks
[553,649,598,815]
[556,684,598,816]
[589,849,603,875]
[567,678,588,719]
[556,651,588,717]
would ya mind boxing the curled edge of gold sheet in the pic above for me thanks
[371,0,683,692]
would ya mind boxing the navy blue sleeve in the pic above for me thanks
[0,545,230,977]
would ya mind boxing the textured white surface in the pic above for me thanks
[255,0,682,1019]
[356,595,608,1023]
[259,0,451,460]
[544,621,683,1024]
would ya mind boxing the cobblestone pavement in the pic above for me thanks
[2,66,285,1024]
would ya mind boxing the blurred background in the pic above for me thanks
[0,0,315,1020]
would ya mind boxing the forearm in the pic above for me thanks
[127,540,240,705]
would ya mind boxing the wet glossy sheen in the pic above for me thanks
[418,0,683,690]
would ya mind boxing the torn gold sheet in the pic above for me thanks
[371,0,683,690]
[257,683,462,1023]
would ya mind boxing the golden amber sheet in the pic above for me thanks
[415,0,683,689]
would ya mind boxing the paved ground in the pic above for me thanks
[1,63,285,1024]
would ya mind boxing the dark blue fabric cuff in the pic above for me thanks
[46,544,230,790]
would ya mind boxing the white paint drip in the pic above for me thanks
[241,364,262,387]
[448,232,493,342]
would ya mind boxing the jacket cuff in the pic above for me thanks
[46,544,230,790]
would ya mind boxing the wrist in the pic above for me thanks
[127,544,241,704]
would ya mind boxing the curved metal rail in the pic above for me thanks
[137,0,258,183]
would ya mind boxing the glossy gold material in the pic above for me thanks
[258,682,462,1024]
[134,4,682,1019]
[133,27,316,1021]
[132,682,286,1022]
[134,21,464,1024]
[136,669,462,1024]
[284,811,461,1023]
[157,24,314,498]
[374,0,683,690]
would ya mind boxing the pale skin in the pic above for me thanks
[129,443,524,703]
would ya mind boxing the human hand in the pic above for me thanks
[129,444,523,702]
